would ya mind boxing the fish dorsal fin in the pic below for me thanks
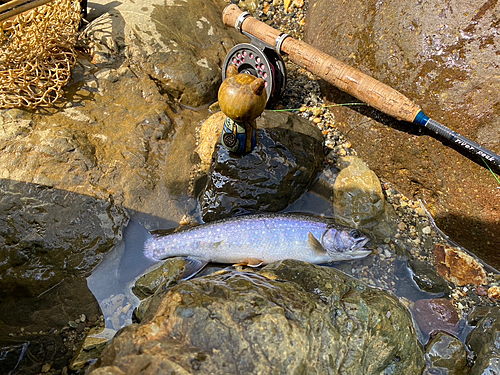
[180,257,209,280]
[309,232,327,255]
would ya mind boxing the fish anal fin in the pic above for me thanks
[181,257,209,280]
[233,257,264,267]
[309,232,327,255]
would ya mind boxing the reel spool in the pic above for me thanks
[222,43,287,107]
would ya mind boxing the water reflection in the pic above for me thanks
[87,220,158,338]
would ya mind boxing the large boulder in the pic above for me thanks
[199,110,324,221]
[304,0,500,268]
[85,0,246,107]
[89,260,425,374]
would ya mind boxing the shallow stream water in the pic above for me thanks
[87,186,475,346]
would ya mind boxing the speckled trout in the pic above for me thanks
[144,213,371,277]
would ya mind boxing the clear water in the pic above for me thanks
[87,188,475,345]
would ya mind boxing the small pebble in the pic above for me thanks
[69,321,78,328]
[488,286,500,301]
[422,226,431,235]
[311,107,323,116]
[475,286,488,296]
[41,363,51,373]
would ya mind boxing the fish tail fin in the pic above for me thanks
[118,220,158,283]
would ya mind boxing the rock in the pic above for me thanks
[408,258,451,294]
[467,307,500,374]
[333,156,396,236]
[90,260,425,374]
[0,180,128,297]
[0,70,202,226]
[425,332,468,375]
[412,298,460,337]
[199,111,324,221]
[434,244,488,286]
[488,286,500,301]
[85,0,246,107]
[71,336,109,371]
[132,258,186,300]
[305,0,500,269]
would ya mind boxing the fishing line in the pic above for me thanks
[270,102,367,112]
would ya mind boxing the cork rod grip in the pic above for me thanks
[222,4,422,122]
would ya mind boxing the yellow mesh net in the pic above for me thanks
[0,0,81,109]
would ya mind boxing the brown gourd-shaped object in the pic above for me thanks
[218,64,267,154]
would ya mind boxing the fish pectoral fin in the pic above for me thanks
[180,257,209,280]
[308,232,327,255]
[233,257,264,267]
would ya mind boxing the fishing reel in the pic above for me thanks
[222,38,287,107]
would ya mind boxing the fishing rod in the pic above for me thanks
[222,4,500,169]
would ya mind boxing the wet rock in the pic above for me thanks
[435,244,488,286]
[90,260,425,374]
[199,111,324,221]
[467,307,500,374]
[305,0,500,268]
[333,156,396,237]
[0,71,202,226]
[86,0,246,107]
[425,332,468,375]
[132,258,185,300]
[71,336,109,371]
[412,298,460,337]
[408,258,451,294]
[0,180,128,297]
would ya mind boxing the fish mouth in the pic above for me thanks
[350,237,371,252]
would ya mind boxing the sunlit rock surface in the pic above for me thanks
[305,0,500,268]
[85,0,247,107]
[89,260,425,374]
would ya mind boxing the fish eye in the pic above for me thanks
[349,230,361,239]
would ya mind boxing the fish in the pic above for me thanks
[144,213,372,279]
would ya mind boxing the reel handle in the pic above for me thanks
[223,4,421,123]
